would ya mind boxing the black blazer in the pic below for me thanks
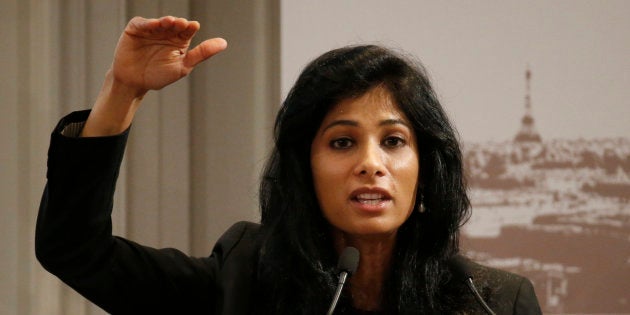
[36,111,542,314]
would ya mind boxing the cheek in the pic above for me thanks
[312,165,345,201]
[311,151,348,183]
[391,154,418,171]
[311,153,352,216]
[391,152,420,192]
[311,154,337,197]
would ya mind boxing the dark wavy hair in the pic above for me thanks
[257,45,471,314]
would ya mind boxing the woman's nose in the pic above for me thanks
[354,142,385,177]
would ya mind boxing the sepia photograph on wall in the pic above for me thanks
[461,67,629,313]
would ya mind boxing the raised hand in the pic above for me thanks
[81,16,226,137]
[112,16,227,94]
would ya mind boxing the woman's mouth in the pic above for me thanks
[350,189,393,212]
[354,193,388,205]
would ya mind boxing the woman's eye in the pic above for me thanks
[330,138,353,149]
[383,136,406,148]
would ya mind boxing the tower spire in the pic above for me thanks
[514,65,542,143]
[525,66,531,112]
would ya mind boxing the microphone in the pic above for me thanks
[326,247,360,315]
[449,256,496,315]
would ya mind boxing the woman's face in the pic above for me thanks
[310,86,419,238]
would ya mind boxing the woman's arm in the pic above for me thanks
[35,16,227,313]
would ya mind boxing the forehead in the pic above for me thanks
[323,86,407,123]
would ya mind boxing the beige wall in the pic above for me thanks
[0,1,279,314]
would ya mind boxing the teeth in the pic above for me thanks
[357,193,383,200]
[357,193,385,205]
[358,199,381,205]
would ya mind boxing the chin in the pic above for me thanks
[339,220,402,239]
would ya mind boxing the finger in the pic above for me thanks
[158,16,176,29]
[130,16,198,39]
[178,21,201,41]
[126,16,161,34]
[172,17,189,32]
[184,38,228,68]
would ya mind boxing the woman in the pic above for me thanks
[36,16,541,314]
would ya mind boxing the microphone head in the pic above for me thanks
[337,247,360,275]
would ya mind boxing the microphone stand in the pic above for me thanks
[326,247,359,315]
[326,270,350,315]
[464,275,496,315]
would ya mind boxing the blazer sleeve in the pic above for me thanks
[35,110,227,314]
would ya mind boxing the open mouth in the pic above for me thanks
[353,193,390,205]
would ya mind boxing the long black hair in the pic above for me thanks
[257,45,471,314]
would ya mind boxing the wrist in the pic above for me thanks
[80,70,146,137]
[107,69,148,102]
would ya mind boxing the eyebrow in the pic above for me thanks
[321,118,410,133]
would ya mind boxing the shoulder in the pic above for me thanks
[464,258,528,292]
[212,221,262,262]
[461,257,542,314]
[208,222,263,313]
[216,221,262,246]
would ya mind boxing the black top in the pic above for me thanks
[36,111,542,314]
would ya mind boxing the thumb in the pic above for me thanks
[184,38,228,68]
